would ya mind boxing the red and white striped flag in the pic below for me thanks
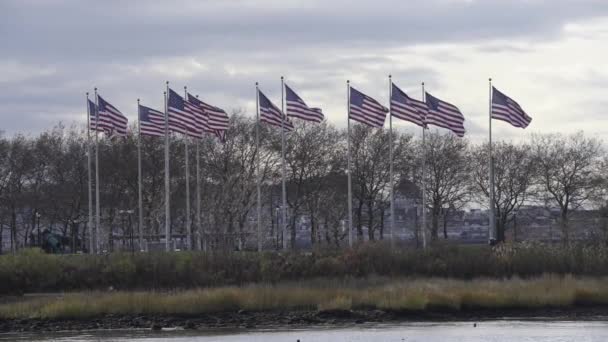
[258,89,294,131]
[138,104,165,137]
[491,87,532,128]
[167,88,200,137]
[390,83,427,127]
[349,86,388,128]
[285,83,324,123]
[97,95,128,136]
[425,92,465,137]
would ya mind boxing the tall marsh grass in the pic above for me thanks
[2,243,608,295]
[1,275,608,319]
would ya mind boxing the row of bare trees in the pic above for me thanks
[0,113,606,252]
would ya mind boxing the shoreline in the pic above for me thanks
[2,306,608,333]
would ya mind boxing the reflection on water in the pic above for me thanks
[2,321,608,342]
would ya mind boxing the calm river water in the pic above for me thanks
[2,321,608,342]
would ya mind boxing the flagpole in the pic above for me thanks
[280,76,288,250]
[164,84,171,252]
[137,99,144,252]
[94,88,101,254]
[388,75,395,248]
[488,77,496,244]
[195,97,202,251]
[184,87,192,251]
[421,82,427,250]
[256,82,262,252]
[86,92,94,254]
[346,80,353,248]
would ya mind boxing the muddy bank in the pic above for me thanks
[2,306,608,333]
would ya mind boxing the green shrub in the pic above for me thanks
[2,243,608,295]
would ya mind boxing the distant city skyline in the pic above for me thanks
[1,0,607,143]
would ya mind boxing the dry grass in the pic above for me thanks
[2,275,608,319]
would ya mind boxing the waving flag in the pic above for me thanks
[139,105,165,137]
[190,94,229,131]
[187,93,229,140]
[285,84,324,123]
[97,95,128,136]
[349,86,388,128]
[491,87,532,128]
[186,93,211,135]
[390,83,427,127]
[167,88,199,136]
[202,101,229,130]
[258,89,294,131]
[214,129,226,143]
[88,99,111,133]
[425,92,465,137]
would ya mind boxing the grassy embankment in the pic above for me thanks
[1,275,608,319]
[2,242,608,295]
[2,243,608,320]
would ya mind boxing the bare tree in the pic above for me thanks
[275,121,343,247]
[532,132,604,244]
[470,141,537,242]
[350,125,414,241]
[422,131,471,241]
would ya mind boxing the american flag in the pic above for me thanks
[349,86,388,128]
[88,99,111,133]
[425,92,465,137]
[97,95,128,136]
[167,88,199,137]
[390,83,427,127]
[214,129,226,143]
[491,87,532,128]
[202,101,229,131]
[189,94,229,131]
[138,104,165,137]
[285,84,324,123]
[258,89,294,131]
[187,94,229,141]
[185,93,210,137]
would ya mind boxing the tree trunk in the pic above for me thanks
[430,205,440,241]
[379,207,384,240]
[310,213,316,246]
[443,213,448,239]
[0,216,4,254]
[11,208,17,253]
[367,200,374,241]
[290,216,297,249]
[496,214,507,243]
[356,201,364,241]
[560,211,570,246]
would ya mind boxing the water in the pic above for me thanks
[2,321,608,342]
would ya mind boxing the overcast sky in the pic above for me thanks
[1,0,607,142]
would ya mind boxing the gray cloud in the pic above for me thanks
[1,0,607,136]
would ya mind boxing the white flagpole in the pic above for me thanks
[488,78,496,244]
[256,82,262,252]
[195,95,202,251]
[86,92,94,254]
[421,82,427,250]
[137,99,144,252]
[94,88,101,254]
[280,76,288,250]
[164,85,171,251]
[184,87,192,250]
[388,75,395,248]
[347,80,353,248]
